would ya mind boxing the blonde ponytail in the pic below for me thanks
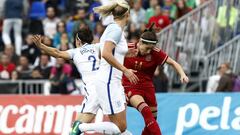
[93,0,130,18]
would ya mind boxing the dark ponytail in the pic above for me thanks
[140,23,158,45]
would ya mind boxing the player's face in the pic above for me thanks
[138,42,155,55]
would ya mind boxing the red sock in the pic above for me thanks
[142,126,151,135]
[137,102,162,135]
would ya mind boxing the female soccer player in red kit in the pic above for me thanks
[122,25,189,135]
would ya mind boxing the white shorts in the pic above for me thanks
[79,83,99,114]
[95,80,126,115]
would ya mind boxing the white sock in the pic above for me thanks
[79,122,121,134]
[121,130,132,135]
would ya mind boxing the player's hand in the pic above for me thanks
[32,35,42,47]
[123,68,139,84]
[180,75,189,84]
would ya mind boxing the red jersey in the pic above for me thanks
[147,15,171,31]
[123,45,168,88]
[0,63,16,74]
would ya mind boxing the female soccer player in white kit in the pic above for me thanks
[71,0,139,135]
[32,27,105,134]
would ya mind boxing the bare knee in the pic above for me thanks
[115,120,127,133]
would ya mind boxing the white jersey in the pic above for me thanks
[67,43,100,84]
[97,22,128,83]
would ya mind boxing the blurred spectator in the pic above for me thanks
[216,63,236,92]
[42,6,60,39]
[130,0,146,29]
[145,0,159,23]
[44,0,60,11]
[206,64,226,93]
[66,0,92,14]
[0,46,19,64]
[59,42,69,51]
[21,34,41,64]
[162,6,171,17]
[176,0,192,18]
[127,23,140,41]
[185,0,196,9]
[88,0,101,22]
[233,74,240,92]
[0,54,16,79]
[50,58,72,94]
[2,0,29,55]
[53,21,71,48]
[216,2,238,45]
[153,66,169,92]
[73,8,93,33]
[59,32,72,49]
[164,0,178,21]
[147,5,171,32]
[32,54,52,79]
[11,70,18,80]
[16,56,32,79]
[93,22,105,43]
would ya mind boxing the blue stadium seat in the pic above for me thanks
[29,2,46,19]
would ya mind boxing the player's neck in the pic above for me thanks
[114,20,126,29]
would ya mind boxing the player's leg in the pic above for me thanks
[129,95,161,135]
[144,87,162,135]
[108,108,127,132]
[150,107,158,120]
[78,81,124,134]
[70,84,98,135]
[70,113,96,135]
[141,106,158,135]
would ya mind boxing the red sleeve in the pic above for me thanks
[154,47,168,66]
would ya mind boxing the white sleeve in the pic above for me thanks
[66,49,75,59]
[104,24,122,45]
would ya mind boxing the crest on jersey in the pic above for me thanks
[145,55,152,61]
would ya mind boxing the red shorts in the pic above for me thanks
[124,87,157,107]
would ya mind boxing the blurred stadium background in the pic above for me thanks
[0,0,239,135]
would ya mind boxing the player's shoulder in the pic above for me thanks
[152,47,167,56]
[67,47,79,53]
[152,47,161,53]
[106,23,121,31]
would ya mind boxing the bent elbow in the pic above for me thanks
[102,51,109,60]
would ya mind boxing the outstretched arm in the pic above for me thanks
[32,35,71,60]
[166,57,189,84]
[102,41,139,84]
